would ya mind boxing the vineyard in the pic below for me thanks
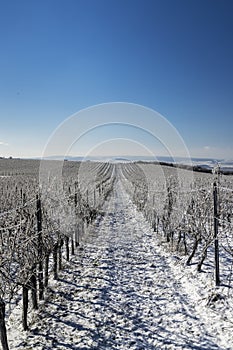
[0,159,233,349]
[121,162,233,280]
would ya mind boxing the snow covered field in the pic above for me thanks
[6,178,233,350]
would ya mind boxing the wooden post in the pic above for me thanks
[213,181,220,286]
[37,196,44,300]
[74,193,79,247]
[65,236,69,261]
[0,299,9,350]
[44,253,50,288]
[58,237,63,270]
[30,268,38,309]
[22,285,29,331]
[71,236,75,255]
[53,243,58,280]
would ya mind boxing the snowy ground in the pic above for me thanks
[7,179,233,349]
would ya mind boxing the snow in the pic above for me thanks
[6,179,233,349]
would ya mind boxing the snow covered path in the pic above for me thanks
[9,179,232,350]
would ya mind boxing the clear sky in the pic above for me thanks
[0,0,233,160]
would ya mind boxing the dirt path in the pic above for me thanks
[8,179,230,350]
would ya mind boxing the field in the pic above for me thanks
[0,158,233,349]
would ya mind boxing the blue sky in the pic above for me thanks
[0,0,233,159]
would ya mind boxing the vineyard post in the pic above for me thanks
[58,234,63,270]
[213,181,220,286]
[44,254,50,287]
[30,269,38,309]
[0,298,9,350]
[37,196,44,299]
[74,192,79,246]
[22,285,29,331]
[53,242,58,279]
[65,236,70,261]
[94,189,96,207]
[71,234,75,255]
